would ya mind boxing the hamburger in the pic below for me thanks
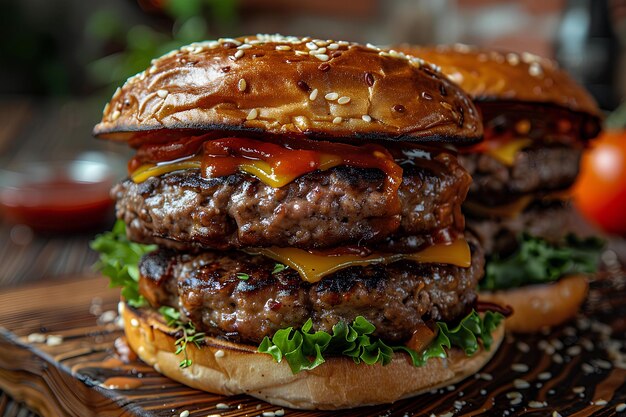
[396,44,604,333]
[91,35,506,410]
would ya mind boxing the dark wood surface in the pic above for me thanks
[0,273,625,417]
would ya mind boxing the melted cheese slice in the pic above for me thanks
[131,155,343,187]
[486,138,532,166]
[464,195,533,219]
[246,239,471,283]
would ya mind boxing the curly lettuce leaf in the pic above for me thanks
[481,234,603,291]
[90,220,156,307]
[258,310,503,374]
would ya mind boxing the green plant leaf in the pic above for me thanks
[258,310,503,374]
[481,234,603,291]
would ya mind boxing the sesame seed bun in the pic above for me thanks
[478,275,588,333]
[395,44,602,121]
[93,35,482,145]
[121,302,505,410]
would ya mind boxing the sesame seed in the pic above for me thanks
[616,403,626,412]
[511,363,529,372]
[362,114,372,122]
[111,110,121,121]
[337,96,351,105]
[510,397,522,406]
[332,117,342,124]
[215,349,225,358]
[567,345,582,356]
[306,42,318,50]
[552,412,562,417]
[553,353,564,364]
[309,89,318,100]
[328,43,339,50]
[216,403,230,410]
[207,415,220,417]
[506,53,520,65]
[582,363,595,374]
[593,359,612,369]
[517,341,530,352]
[234,50,244,59]
[262,412,275,417]
[573,386,586,394]
[325,92,339,101]
[246,109,258,120]
[156,89,168,99]
[506,392,522,399]
[538,372,552,380]
[27,333,47,343]
[237,44,252,50]
[276,45,291,51]
[480,389,487,395]
[314,54,329,61]
[528,401,547,408]
[238,79,247,92]
[595,399,608,406]
[295,50,308,56]
[130,318,139,327]
[314,40,328,47]
[479,373,493,381]
[529,62,543,77]
[513,379,530,389]
[179,411,190,417]
[275,410,285,416]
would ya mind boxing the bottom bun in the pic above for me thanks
[121,302,505,410]
[478,274,588,333]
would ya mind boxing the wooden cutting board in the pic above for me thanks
[1,273,625,417]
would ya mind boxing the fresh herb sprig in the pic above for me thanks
[481,234,603,291]
[159,306,206,368]
[90,220,156,307]
[258,310,503,374]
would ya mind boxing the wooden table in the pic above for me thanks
[1,98,626,416]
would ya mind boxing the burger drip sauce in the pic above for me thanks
[129,135,403,212]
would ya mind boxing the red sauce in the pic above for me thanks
[0,179,114,232]
[130,135,404,211]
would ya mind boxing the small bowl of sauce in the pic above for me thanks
[0,152,122,233]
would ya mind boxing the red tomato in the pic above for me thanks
[573,130,626,235]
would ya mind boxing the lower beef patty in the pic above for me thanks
[114,152,470,251]
[459,144,582,205]
[138,234,484,345]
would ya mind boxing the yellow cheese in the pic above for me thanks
[246,239,471,283]
[464,195,533,219]
[486,138,532,166]
[131,154,343,187]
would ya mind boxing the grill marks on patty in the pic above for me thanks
[459,144,582,206]
[138,234,484,345]
[113,152,471,251]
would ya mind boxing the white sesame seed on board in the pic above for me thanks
[274,410,285,416]
[179,411,190,417]
[216,403,230,410]
[567,345,582,356]
[506,392,522,399]
[309,89,318,101]
[573,386,585,394]
[479,373,493,381]
[538,372,552,381]
[616,403,626,412]
[513,379,530,389]
[516,341,530,352]
[234,50,245,59]
[582,363,595,374]
[510,397,523,406]
[325,92,339,101]
[528,401,547,409]
[314,54,330,61]
[238,79,247,92]
[27,333,47,343]
[246,109,258,120]
[262,412,275,417]
[511,363,529,372]
[553,411,563,417]
[361,114,372,122]
[332,117,342,124]
[156,89,168,99]
[337,96,351,105]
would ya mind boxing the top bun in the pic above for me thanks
[93,35,482,145]
[395,44,602,120]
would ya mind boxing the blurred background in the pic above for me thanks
[0,0,625,287]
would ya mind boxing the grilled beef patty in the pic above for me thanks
[138,234,484,345]
[459,144,582,206]
[114,152,471,251]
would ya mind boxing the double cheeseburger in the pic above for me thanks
[92,35,505,409]
[397,44,603,333]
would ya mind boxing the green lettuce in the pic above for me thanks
[90,220,156,307]
[258,310,503,374]
[481,234,603,291]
